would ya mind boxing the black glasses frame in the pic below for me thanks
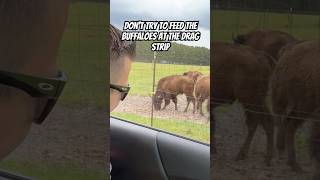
[0,70,67,124]
[110,84,130,101]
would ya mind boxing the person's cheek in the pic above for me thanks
[110,92,119,112]
[0,92,33,160]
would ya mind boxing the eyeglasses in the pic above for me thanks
[0,70,67,124]
[110,84,130,101]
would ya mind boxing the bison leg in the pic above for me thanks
[172,96,178,111]
[312,148,320,179]
[277,104,294,159]
[311,120,320,180]
[192,97,196,114]
[261,117,274,166]
[286,119,303,172]
[199,99,204,116]
[276,116,288,159]
[194,99,198,113]
[184,97,191,112]
[196,98,201,112]
[236,111,258,161]
[162,98,170,110]
[311,127,320,180]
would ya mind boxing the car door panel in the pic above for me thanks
[157,132,210,180]
[110,117,210,180]
[110,118,168,180]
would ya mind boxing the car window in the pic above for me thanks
[111,49,210,144]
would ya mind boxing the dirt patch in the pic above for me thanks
[4,104,108,170]
[212,102,313,180]
[113,95,209,123]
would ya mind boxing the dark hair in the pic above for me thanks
[0,0,68,71]
[110,24,136,61]
[0,0,68,97]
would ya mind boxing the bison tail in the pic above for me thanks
[266,80,295,122]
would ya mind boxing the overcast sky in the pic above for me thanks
[111,0,210,49]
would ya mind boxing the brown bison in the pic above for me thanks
[183,71,203,82]
[268,40,320,174]
[212,42,276,165]
[233,29,297,60]
[153,75,195,113]
[311,116,320,180]
[194,75,210,116]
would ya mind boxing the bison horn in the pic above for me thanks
[232,33,245,44]
[232,33,237,42]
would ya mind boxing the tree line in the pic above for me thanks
[213,0,320,13]
[136,42,210,66]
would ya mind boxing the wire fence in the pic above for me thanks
[212,1,320,42]
[211,2,320,179]
[112,50,210,143]
[213,1,320,124]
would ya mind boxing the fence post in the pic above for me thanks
[235,10,240,35]
[318,15,320,39]
[288,7,293,35]
[151,51,157,127]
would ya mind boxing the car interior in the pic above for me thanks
[110,117,210,180]
[0,170,33,180]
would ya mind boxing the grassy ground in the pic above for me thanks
[0,160,107,180]
[111,112,210,143]
[0,2,108,179]
[212,10,320,42]
[129,62,210,96]
[57,2,107,108]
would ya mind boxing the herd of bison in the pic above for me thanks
[213,29,320,179]
[152,71,210,117]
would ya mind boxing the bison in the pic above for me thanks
[268,40,320,174]
[233,29,297,61]
[153,75,195,113]
[212,41,276,165]
[311,115,320,180]
[194,75,210,116]
[183,71,203,82]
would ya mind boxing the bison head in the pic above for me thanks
[152,91,163,111]
[232,34,246,44]
[183,71,203,82]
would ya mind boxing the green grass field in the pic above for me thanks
[128,62,210,96]
[212,10,320,42]
[57,2,107,108]
[0,2,108,180]
[0,160,106,180]
[112,112,210,143]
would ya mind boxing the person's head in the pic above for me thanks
[110,24,136,111]
[0,0,69,160]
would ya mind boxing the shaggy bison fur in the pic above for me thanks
[194,75,210,116]
[233,29,297,61]
[268,40,320,175]
[212,41,276,165]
